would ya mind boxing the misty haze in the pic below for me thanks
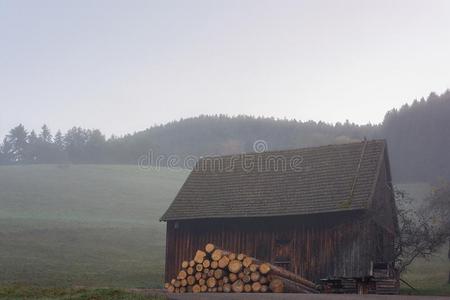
[0,1,449,299]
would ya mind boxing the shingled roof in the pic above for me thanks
[161,140,387,221]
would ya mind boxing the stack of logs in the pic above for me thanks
[164,243,319,294]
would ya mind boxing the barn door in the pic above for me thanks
[273,232,294,271]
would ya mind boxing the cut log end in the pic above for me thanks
[173,280,181,288]
[211,249,223,261]
[229,273,238,282]
[205,243,215,253]
[242,274,251,283]
[207,277,217,288]
[178,270,187,280]
[214,269,224,279]
[194,272,202,281]
[195,264,203,272]
[187,275,195,286]
[259,263,271,274]
[269,278,284,293]
[228,259,243,273]
[194,250,206,264]
[180,278,187,287]
[252,281,262,292]
[210,260,218,269]
[250,271,261,282]
[202,259,211,268]
[231,279,244,293]
[243,256,253,268]
[181,261,189,269]
[218,256,230,269]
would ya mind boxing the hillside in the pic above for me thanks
[0,165,188,287]
[116,90,450,183]
[2,91,450,183]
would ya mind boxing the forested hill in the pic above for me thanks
[1,91,450,183]
[382,91,450,182]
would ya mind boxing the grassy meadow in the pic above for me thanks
[0,165,188,288]
[0,286,165,300]
[400,246,450,296]
[0,165,448,296]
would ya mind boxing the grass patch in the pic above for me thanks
[0,165,188,288]
[0,220,165,287]
[400,246,450,296]
[0,285,165,300]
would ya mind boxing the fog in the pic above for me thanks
[1,0,450,138]
[1,1,450,295]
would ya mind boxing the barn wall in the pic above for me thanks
[369,155,397,263]
[164,211,377,282]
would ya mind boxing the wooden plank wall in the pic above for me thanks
[164,211,376,282]
[368,155,397,263]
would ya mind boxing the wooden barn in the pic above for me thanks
[161,140,399,292]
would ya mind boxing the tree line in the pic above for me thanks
[0,125,107,164]
[0,119,377,165]
[1,90,449,183]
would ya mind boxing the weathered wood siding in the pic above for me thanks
[165,211,378,282]
[369,155,397,263]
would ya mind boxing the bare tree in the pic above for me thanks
[394,186,449,275]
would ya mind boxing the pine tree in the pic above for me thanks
[7,124,28,162]
[39,124,52,143]
[28,130,38,145]
[0,137,13,164]
[26,130,39,162]
[54,130,64,150]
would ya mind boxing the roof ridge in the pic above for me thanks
[197,139,385,161]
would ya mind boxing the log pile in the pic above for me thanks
[164,243,319,294]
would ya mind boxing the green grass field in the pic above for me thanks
[400,247,450,296]
[0,285,165,300]
[0,165,448,296]
[0,165,188,288]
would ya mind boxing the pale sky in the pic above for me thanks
[1,0,449,138]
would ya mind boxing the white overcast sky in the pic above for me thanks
[1,0,449,138]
